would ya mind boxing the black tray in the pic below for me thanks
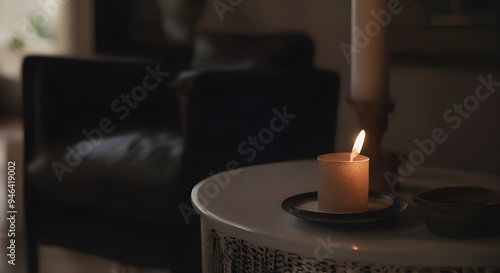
[282,191,408,224]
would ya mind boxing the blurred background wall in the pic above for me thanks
[0,0,499,175]
[199,0,500,176]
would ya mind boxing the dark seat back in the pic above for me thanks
[180,69,340,186]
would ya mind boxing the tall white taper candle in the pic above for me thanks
[351,0,389,102]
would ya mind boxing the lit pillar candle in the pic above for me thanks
[317,130,369,213]
[351,0,389,102]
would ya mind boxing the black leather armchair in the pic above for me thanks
[22,31,340,273]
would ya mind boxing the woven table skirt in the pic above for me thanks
[201,221,500,273]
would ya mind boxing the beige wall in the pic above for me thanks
[201,0,500,175]
[386,63,500,175]
[3,0,497,175]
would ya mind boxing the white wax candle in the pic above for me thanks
[351,0,389,102]
[317,153,369,213]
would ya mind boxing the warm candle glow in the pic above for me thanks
[351,130,365,161]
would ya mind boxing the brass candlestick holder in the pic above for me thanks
[348,99,399,192]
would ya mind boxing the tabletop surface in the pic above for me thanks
[192,160,500,267]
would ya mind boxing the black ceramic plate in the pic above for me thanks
[282,191,408,224]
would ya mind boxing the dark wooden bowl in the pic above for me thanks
[414,187,500,238]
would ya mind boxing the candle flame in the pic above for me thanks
[350,130,365,161]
